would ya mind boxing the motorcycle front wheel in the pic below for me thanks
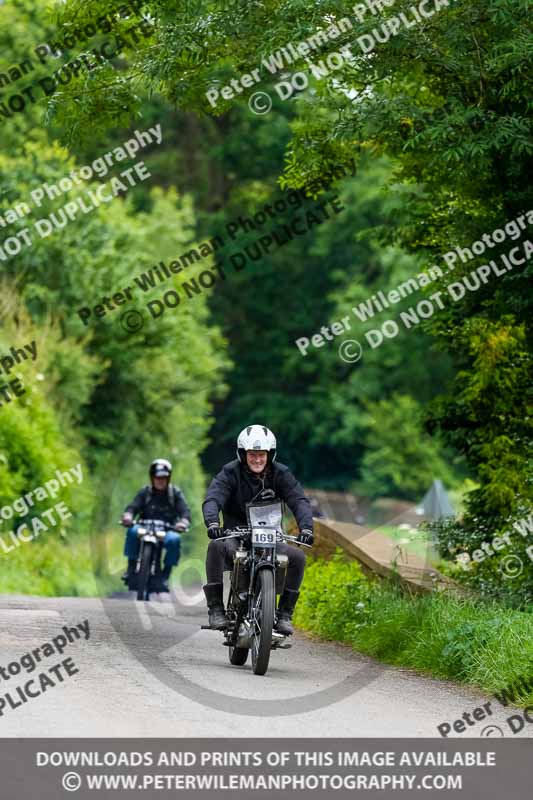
[137,542,153,602]
[251,569,275,675]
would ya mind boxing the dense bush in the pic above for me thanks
[0,534,120,597]
[428,508,533,609]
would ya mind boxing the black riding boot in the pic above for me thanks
[122,559,136,583]
[203,582,227,629]
[160,564,172,592]
[275,589,299,636]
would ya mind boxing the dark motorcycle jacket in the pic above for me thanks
[202,459,313,532]
[125,484,191,527]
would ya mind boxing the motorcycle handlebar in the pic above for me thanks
[118,519,178,531]
[218,529,312,547]
[284,533,313,548]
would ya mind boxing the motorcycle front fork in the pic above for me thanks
[136,542,163,576]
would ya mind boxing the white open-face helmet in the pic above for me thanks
[237,425,277,463]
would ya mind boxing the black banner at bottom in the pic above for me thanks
[0,739,529,799]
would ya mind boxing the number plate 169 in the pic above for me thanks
[251,529,276,546]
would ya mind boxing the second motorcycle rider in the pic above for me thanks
[122,458,191,591]
[202,425,314,635]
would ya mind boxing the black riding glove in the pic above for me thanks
[297,529,314,545]
[207,523,223,540]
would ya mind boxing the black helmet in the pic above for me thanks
[149,458,172,480]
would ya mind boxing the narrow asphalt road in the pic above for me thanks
[0,589,530,738]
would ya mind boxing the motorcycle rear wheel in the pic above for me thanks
[137,542,153,602]
[251,569,275,676]
[229,646,249,665]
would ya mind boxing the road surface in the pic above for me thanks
[0,590,530,738]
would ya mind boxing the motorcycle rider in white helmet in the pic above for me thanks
[202,425,314,635]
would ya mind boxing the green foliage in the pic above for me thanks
[0,0,530,600]
[440,622,490,678]
[0,142,229,440]
[0,1,229,593]
[0,288,94,532]
[203,155,459,491]
[295,551,533,700]
[357,395,460,500]
[294,550,373,640]
[428,509,533,608]
[427,317,532,522]
[3,1,464,496]
[0,534,107,597]
[52,0,532,520]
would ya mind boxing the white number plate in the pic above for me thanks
[252,529,276,546]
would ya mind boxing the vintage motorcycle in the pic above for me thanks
[202,499,311,675]
[120,518,175,601]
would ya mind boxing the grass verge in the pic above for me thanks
[294,550,533,704]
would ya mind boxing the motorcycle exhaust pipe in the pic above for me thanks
[233,548,250,592]
[236,620,253,648]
